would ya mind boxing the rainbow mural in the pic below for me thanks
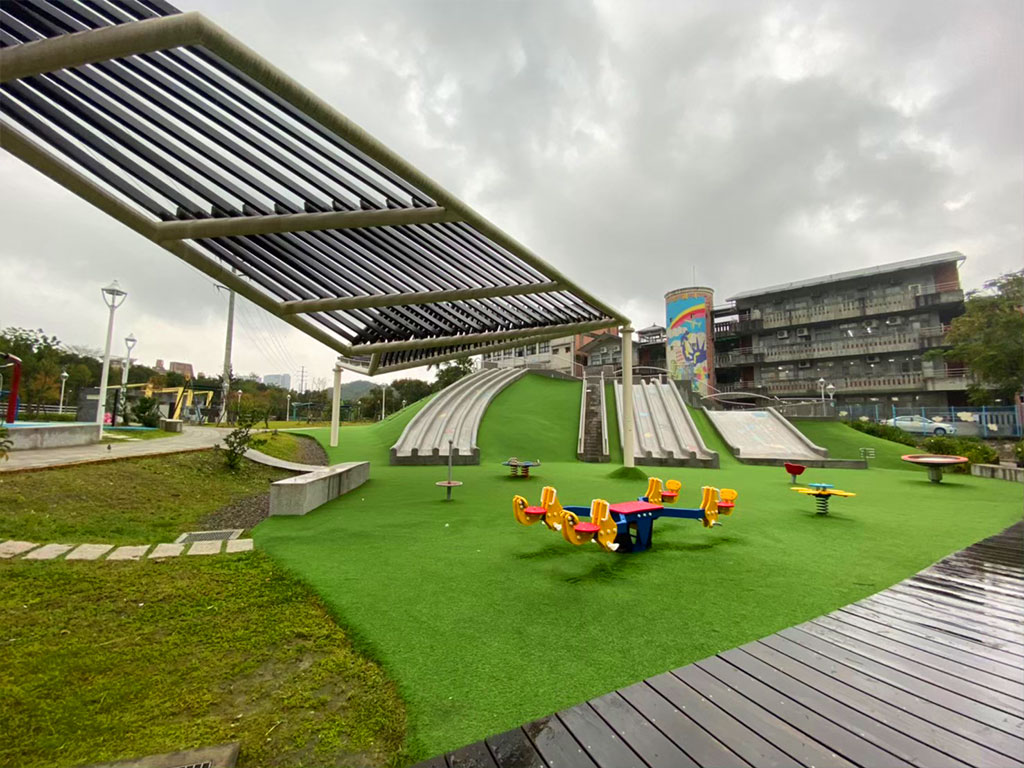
[665,288,713,394]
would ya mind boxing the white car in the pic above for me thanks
[882,415,957,437]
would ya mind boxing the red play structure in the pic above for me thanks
[784,462,806,484]
[0,353,21,424]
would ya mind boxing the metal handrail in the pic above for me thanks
[577,374,587,457]
[600,372,609,457]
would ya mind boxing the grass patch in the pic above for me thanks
[0,552,406,768]
[102,428,179,443]
[253,374,1023,759]
[792,420,917,471]
[0,451,288,543]
[255,432,308,463]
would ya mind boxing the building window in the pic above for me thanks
[539,341,550,353]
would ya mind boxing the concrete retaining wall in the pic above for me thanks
[971,464,1024,483]
[6,422,100,450]
[269,461,370,516]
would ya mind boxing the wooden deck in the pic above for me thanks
[415,523,1024,768]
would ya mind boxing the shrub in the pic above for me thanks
[222,410,266,471]
[0,425,12,461]
[921,435,999,472]
[1015,440,1024,467]
[19,412,77,422]
[847,420,918,446]
[131,397,162,428]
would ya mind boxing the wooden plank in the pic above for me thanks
[927,563,1024,596]
[901,578,1024,619]
[911,574,1024,613]
[742,639,1011,768]
[762,633,1024,766]
[696,655,910,767]
[523,715,599,768]
[448,740,499,768]
[875,584,1021,633]
[793,623,1024,728]
[812,615,1024,702]
[945,554,1024,581]
[484,728,546,768]
[842,603,1024,669]
[616,681,749,767]
[588,691,698,768]
[721,648,957,768]
[647,671,802,768]
[557,704,648,768]
[781,626,1024,741]
[670,664,857,768]
[863,592,1024,651]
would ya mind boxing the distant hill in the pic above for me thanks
[341,380,376,401]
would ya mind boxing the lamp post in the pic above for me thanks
[817,377,827,417]
[96,281,127,429]
[380,384,389,421]
[826,382,836,416]
[118,333,137,425]
[59,369,69,415]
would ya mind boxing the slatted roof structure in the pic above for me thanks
[0,0,626,375]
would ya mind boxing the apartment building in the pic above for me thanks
[480,335,577,374]
[712,252,968,409]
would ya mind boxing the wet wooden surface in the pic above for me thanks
[416,523,1023,767]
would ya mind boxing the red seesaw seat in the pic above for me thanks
[524,506,547,516]
[574,522,600,533]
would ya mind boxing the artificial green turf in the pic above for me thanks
[255,373,1023,761]
[792,419,918,471]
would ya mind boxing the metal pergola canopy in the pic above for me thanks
[0,0,625,374]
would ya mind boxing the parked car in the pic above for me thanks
[882,415,957,436]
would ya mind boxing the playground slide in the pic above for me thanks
[390,368,525,465]
[703,408,827,463]
[614,380,719,468]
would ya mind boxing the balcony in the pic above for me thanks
[759,282,963,330]
[761,328,942,363]
[716,347,763,367]
[755,365,968,395]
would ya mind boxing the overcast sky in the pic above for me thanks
[1,0,1020,386]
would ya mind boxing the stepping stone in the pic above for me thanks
[0,540,39,559]
[107,545,151,561]
[149,543,185,559]
[66,544,114,561]
[225,538,254,553]
[187,540,222,556]
[23,543,72,560]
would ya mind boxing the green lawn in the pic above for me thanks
[791,419,918,471]
[102,427,179,443]
[255,432,318,464]
[254,374,1023,761]
[0,451,287,543]
[0,552,406,768]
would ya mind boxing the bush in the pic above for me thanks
[19,413,77,422]
[0,425,12,461]
[131,397,161,428]
[847,420,919,446]
[1015,440,1024,468]
[921,435,999,472]
[221,410,266,471]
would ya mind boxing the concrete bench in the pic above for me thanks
[269,461,370,516]
[160,418,183,433]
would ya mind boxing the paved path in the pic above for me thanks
[0,537,254,561]
[244,448,325,473]
[417,523,1024,768]
[0,427,233,472]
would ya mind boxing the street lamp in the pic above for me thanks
[380,384,389,421]
[96,280,127,428]
[118,333,137,425]
[817,377,827,417]
[826,382,836,411]
[59,369,69,415]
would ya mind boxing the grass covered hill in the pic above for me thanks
[256,374,1023,761]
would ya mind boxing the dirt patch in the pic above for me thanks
[198,491,271,531]
[293,433,329,466]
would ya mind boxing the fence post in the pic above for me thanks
[981,406,987,438]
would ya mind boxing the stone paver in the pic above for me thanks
[65,543,114,561]
[225,538,254,553]
[187,540,222,556]
[149,543,185,559]
[23,543,72,560]
[0,540,40,558]
[107,544,151,561]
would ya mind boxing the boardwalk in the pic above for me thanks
[417,523,1024,768]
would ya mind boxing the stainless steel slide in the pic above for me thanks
[614,379,719,467]
[390,368,525,464]
[703,408,827,462]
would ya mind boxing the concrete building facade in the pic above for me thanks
[712,252,969,409]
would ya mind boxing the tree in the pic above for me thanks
[930,271,1024,404]
[432,357,474,391]
[391,377,433,406]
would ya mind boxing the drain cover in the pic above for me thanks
[175,529,243,544]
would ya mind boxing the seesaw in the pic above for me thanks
[512,477,738,553]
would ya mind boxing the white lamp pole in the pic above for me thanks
[119,333,137,425]
[621,326,635,468]
[329,359,341,447]
[58,369,69,415]
[96,281,127,430]
[817,377,826,417]
[380,384,388,421]
[826,382,836,415]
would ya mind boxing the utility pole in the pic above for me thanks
[218,284,235,424]
[298,365,306,394]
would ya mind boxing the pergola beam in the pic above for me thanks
[279,281,564,314]
[350,319,617,355]
[154,205,460,241]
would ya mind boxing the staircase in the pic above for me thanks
[581,382,607,462]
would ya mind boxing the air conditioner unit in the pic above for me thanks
[776,330,790,339]
[796,327,810,337]
[864,319,879,328]
[866,355,881,363]
[798,361,812,369]
[885,316,903,325]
